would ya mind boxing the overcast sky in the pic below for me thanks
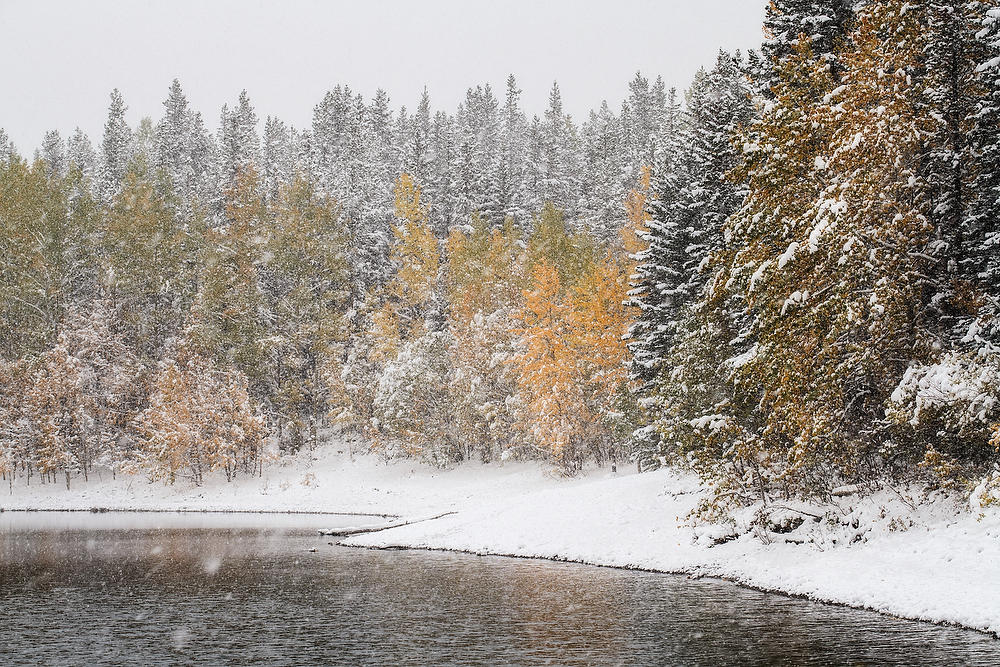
[0,0,767,153]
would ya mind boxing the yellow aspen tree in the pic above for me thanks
[510,261,587,471]
[389,173,439,337]
[570,256,630,400]
[0,360,35,486]
[567,255,634,465]
[139,336,268,485]
[139,359,197,484]
[24,339,91,489]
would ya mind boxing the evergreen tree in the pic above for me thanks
[154,79,199,208]
[539,83,580,215]
[67,127,97,184]
[968,2,1000,348]
[218,90,260,186]
[38,130,67,180]
[99,89,133,205]
[627,53,752,393]
[762,0,854,80]
[580,101,626,244]
[451,84,501,228]
[498,75,529,224]
[262,115,295,203]
[0,128,13,166]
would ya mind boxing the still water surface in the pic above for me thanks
[1,511,997,666]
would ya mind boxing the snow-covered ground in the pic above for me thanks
[4,441,999,637]
[0,442,580,516]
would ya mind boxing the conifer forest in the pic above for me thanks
[3,0,1000,519]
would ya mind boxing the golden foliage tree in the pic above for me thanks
[390,173,440,331]
[511,261,585,469]
[138,336,267,485]
[510,255,633,472]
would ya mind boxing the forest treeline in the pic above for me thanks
[1,1,999,515]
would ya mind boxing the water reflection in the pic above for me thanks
[0,512,997,666]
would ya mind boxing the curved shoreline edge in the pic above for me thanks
[4,452,998,641]
[338,523,1000,640]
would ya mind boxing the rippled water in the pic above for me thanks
[1,512,997,666]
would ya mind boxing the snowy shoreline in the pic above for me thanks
[3,445,999,639]
[338,470,1000,638]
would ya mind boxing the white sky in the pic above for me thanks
[0,0,767,153]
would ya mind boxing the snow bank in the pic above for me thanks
[344,469,1000,637]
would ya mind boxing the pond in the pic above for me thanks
[1,512,997,666]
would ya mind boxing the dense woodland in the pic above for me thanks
[1,0,999,516]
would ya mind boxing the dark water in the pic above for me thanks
[0,513,997,666]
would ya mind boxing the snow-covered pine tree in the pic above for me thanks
[217,90,260,187]
[621,72,663,184]
[580,101,626,245]
[345,89,396,302]
[262,115,295,204]
[155,80,192,202]
[38,130,67,180]
[0,128,13,166]
[450,84,501,229]
[187,110,217,207]
[399,89,434,198]
[498,75,529,225]
[67,127,97,185]
[762,0,854,82]
[626,52,754,471]
[885,2,1000,486]
[968,2,1000,348]
[918,1,986,342]
[428,109,455,232]
[627,52,751,392]
[539,83,580,217]
[99,88,133,205]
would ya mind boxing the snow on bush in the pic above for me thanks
[888,351,1000,434]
